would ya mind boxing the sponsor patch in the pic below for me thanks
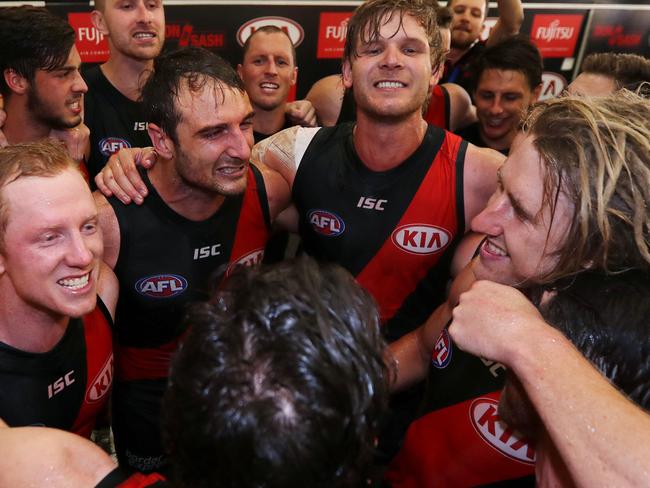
[99,137,131,157]
[308,209,345,237]
[135,274,188,298]
[68,12,109,63]
[316,12,353,59]
[469,398,536,465]
[237,17,304,47]
[531,14,584,58]
[391,224,450,255]
[86,354,113,403]
[226,248,265,276]
[539,72,568,101]
[431,329,452,369]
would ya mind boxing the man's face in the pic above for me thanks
[342,13,434,121]
[474,68,540,150]
[97,0,165,62]
[449,0,486,50]
[171,82,255,196]
[28,47,87,130]
[567,73,617,96]
[471,134,574,286]
[237,31,297,112]
[0,168,102,319]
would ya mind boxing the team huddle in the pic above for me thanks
[0,1,649,487]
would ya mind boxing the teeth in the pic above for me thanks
[485,240,507,257]
[486,118,506,127]
[376,81,405,89]
[218,166,243,175]
[58,273,89,290]
[260,83,279,89]
[134,32,154,39]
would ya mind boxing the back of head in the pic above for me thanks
[0,6,75,98]
[471,34,543,93]
[522,91,650,282]
[343,0,443,68]
[536,270,650,409]
[0,141,77,249]
[163,257,388,488]
[141,47,245,144]
[581,52,650,91]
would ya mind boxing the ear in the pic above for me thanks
[342,59,353,89]
[4,69,28,95]
[290,66,298,86]
[91,10,109,36]
[531,83,542,104]
[431,63,443,88]
[0,252,5,275]
[147,123,174,160]
[236,64,243,79]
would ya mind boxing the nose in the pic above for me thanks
[226,128,252,162]
[265,59,279,76]
[470,190,506,236]
[136,1,154,23]
[73,70,88,94]
[488,95,504,115]
[380,43,403,70]
[66,232,94,269]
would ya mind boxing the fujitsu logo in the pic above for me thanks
[325,19,348,41]
[535,20,575,43]
[77,26,105,45]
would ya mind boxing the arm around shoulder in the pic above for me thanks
[305,74,345,127]
[445,83,477,132]
[462,144,503,224]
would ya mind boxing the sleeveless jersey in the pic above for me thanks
[0,300,113,438]
[109,164,271,381]
[337,86,451,130]
[386,329,536,487]
[83,65,152,180]
[293,123,466,341]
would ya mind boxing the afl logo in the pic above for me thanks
[226,248,265,276]
[99,137,131,157]
[392,224,450,255]
[135,274,188,298]
[237,17,305,47]
[431,329,452,369]
[469,398,536,465]
[540,71,568,101]
[86,354,113,403]
[308,209,345,237]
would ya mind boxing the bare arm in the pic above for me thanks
[94,192,121,269]
[486,0,524,47]
[305,74,345,127]
[449,281,650,487]
[0,424,116,488]
[463,144,503,226]
[444,83,477,132]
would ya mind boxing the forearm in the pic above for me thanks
[487,0,524,46]
[511,322,650,487]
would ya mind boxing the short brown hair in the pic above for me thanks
[241,25,296,66]
[581,52,650,90]
[343,0,444,68]
[522,91,650,282]
[0,141,79,249]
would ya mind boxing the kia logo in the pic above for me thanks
[392,224,450,255]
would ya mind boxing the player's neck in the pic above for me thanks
[148,160,226,221]
[101,53,154,102]
[353,112,428,172]
[448,42,475,65]
[479,126,515,153]
[0,287,69,353]
[252,103,286,137]
[3,98,50,145]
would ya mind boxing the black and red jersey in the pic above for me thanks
[293,123,466,341]
[0,300,113,438]
[423,84,451,130]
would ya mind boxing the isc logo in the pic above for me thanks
[48,370,75,399]
[431,329,452,369]
[133,121,148,131]
[99,137,131,157]
[470,398,536,465]
[135,274,188,298]
[193,244,221,260]
[392,224,450,255]
[308,209,345,237]
[357,196,387,211]
[86,354,113,403]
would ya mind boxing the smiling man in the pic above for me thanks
[0,141,117,438]
[458,35,542,155]
[0,7,89,164]
[94,47,290,473]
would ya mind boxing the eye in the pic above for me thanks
[82,222,98,234]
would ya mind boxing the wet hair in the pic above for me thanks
[241,25,296,66]
[343,0,444,69]
[535,270,650,409]
[580,52,650,91]
[141,47,246,145]
[0,6,76,98]
[0,141,79,250]
[163,257,389,488]
[471,34,543,93]
[521,91,650,282]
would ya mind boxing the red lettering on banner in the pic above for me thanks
[531,14,584,58]
[68,13,109,63]
[317,12,353,59]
